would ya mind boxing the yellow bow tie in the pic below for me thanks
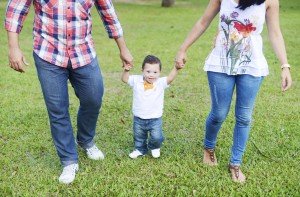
[144,81,154,90]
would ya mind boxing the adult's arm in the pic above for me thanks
[115,37,134,70]
[5,0,32,72]
[265,0,292,91]
[94,0,133,69]
[7,32,29,72]
[175,0,221,68]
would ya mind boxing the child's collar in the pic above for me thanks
[143,81,154,90]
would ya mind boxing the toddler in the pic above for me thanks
[122,55,181,158]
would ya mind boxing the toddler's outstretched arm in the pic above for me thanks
[167,66,181,85]
[121,67,130,83]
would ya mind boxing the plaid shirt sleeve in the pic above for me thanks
[5,0,32,33]
[94,0,123,39]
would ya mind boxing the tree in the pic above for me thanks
[162,0,175,7]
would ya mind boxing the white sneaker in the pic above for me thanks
[129,150,144,159]
[151,148,160,158]
[59,163,79,184]
[86,145,105,160]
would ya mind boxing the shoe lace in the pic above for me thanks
[61,165,77,176]
[87,146,98,155]
[152,149,159,153]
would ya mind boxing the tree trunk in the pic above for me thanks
[161,0,175,7]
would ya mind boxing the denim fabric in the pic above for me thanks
[33,52,104,166]
[133,116,165,154]
[204,71,263,165]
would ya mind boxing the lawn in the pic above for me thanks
[0,0,299,195]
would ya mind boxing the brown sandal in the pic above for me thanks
[205,148,215,162]
[228,164,246,183]
[228,164,239,179]
[203,148,217,165]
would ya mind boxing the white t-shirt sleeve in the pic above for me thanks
[128,75,136,87]
[159,77,169,89]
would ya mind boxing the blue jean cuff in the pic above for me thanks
[136,149,148,155]
[203,144,216,150]
[229,162,241,166]
[77,140,95,150]
[61,160,78,167]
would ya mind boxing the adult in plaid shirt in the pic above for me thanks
[5,0,133,184]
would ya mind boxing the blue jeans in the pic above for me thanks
[33,52,104,166]
[133,116,165,154]
[204,71,263,165]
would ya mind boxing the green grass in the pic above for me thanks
[0,0,299,195]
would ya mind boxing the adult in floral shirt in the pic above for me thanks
[175,0,292,183]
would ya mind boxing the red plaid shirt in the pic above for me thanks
[5,0,123,68]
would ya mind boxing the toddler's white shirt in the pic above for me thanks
[128,75,169,119]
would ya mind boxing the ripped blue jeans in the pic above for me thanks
[204,71,263,165]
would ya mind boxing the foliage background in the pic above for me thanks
[0,0,299,195]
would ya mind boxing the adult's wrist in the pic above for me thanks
[178,47,187,53]
[7,31,20,47]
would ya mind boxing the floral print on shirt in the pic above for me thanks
[220,11,256,75]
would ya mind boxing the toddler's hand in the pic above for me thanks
[123,65,132,71]
[175,64,182,70]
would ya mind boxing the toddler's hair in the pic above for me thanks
[142,55,162,71]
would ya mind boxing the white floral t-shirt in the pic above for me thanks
[204,0,269,76]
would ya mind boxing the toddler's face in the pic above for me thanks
[142,63,161,84]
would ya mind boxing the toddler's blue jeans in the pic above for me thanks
[133,116,164,154]
[204,71,263,165]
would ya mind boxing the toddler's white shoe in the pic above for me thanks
[129,149,144,159]
[59,163,79,184]
[151,148,160,158]
[86,145,105,160]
